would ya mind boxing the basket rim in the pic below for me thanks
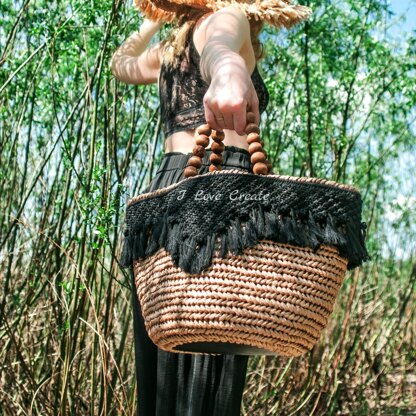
[126,168,361,207]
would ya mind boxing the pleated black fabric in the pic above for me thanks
[130,145,251,416]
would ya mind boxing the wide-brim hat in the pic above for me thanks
[134,0,312,28]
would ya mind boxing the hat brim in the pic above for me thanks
[134,0,312,28]
[134,0,178,22]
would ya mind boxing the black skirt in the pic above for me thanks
[129,145,252,416]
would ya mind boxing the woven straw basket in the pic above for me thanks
[120,116,368,356]
[133,241,348,356]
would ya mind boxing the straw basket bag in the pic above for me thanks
[119,113,369,357]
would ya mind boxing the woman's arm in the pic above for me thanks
[199,6,260,135]
[110,19,164,85]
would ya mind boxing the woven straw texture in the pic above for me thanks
[133,239,348,356]
[134,0,312,28]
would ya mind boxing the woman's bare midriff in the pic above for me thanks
[164,129,249,154]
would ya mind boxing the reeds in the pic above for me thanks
[1,0,415,414]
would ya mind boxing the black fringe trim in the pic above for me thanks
[120,204,369,274]
[119,172,370,274]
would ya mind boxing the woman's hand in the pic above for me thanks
[203,55,260,135]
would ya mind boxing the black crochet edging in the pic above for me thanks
[119,202,369,274]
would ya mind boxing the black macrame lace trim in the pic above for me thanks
[119,170,369,273]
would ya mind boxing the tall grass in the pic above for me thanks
[1,0,415,414]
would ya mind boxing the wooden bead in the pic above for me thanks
[209,164,221,172]
[210,141,225,153]
[211,130,225,141]
[246,112,256,123]
[266,160,273,172]
[246,132,261,145]
[184,166,198,177]
[193,145,206,158]
[196,134,210,147]
[188,155,202,169]
[248,142,263,154]
[250,151,266,164]
[197,124,212,136]
[253,162,268,175]
[209,153,223,165]
[245,123,260,134]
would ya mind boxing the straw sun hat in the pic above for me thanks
[134,0,312,28]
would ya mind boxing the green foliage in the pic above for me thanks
[0,0,415,414]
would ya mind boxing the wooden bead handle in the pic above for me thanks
[184,112,272,178]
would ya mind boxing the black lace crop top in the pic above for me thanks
[158,28,269,138]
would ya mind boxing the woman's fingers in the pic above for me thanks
[204,95,230,131]
[231,102,247,135]
[220,110,234,131]
[203,84,260,133]
[248,89,260,126]
[204,101,223,131]
[215,115,227,131]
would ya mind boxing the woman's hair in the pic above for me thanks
[160,13,265,67]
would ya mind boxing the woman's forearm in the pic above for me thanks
[199,6,250,84]
[116,20,162,57]
[200,40,247,84]
[110,19,162,76]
